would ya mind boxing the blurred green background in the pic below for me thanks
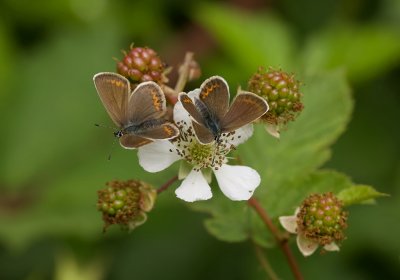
[0,0,399,279]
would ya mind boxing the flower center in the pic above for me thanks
[187,141,214,166]
[171,120,235,170]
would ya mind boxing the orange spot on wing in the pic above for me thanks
[182,96,193,104]
[107,79,127,88]
[163,125,174,136]
[243,97,258,105]
[151,90,162,111]
[200,83,220,99]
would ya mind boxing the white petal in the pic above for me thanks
[225,124,254,147]
[279,216,298,234]
[187,88,201,99]
[324,242,340,252]
[296,235,319,257]
[214,164,261,201]
[138,140,180,172]
[175,169,212,202]
[173,89,200,124]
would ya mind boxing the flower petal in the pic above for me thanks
[226,124,254,146]
[175,169,212,202]
[279,215,298,234]
[296,235,319,257]
[138,140,180,172]
[173,89,200,125]
[214,164,260,201]
[187,88,201,99]
[323,242,340,252]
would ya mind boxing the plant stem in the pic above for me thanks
[157,175,179,194]
[248,197,303,280]
[175,52,194,93]
[163,52,195,106]
[253,243,280,280]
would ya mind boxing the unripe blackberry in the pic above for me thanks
[97,179,157,232]
[297,192,347,246]
[116,45,167,86]
[248,67,304,135]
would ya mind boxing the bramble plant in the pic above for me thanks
[94,45,387,280]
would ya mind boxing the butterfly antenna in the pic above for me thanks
[94,123,115,130]
[107,137,119,161]
[94,123,118,160]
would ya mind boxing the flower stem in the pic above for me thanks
[175,52,194,93]
[253,242,280,280]
[248,197,303,280]
[163,52,195,106]
[157,175,179,194]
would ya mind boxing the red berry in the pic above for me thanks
[116,46,166,85]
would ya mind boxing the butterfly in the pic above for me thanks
[178,76,269,144]
[93,72,179,149]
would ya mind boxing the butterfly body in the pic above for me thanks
[179,76,269,144]
[94,72,179,149]
[194,97,221,139]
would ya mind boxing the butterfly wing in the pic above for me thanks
[220,91,269,133]
[198,76,230,121]
[93,72,130,127]
[179,93,207,126]
[128,81,166,124]
[135,121,179,140]
[192,120,215,144]
[119,134,152,149]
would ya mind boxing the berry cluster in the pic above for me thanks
[297,192,348,246]
[97,180,156,231]
[117,46,166,85]
[248,67,303,126]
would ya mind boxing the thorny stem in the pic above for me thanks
[253,243,280,280]
[248,197,303,280]
[157,175,179,194]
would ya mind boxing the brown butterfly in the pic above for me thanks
[93,72,179,149]
[179,76,269,144]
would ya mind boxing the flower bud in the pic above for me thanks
[116,45,167,86]
[248,67,304,138]
[97,179,157,232]
[297,192,347,247]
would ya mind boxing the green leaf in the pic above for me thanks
[190,69,358,247]
[0,25,121,188]
[301,23,400,83]
[0,24,180,249]
[337,185,389,207]
[194,2,296,78]
[0,22,14,105]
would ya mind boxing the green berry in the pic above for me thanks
[97,179,157,232]
[248,67,304,126]
[116,190,127,199]
[297,192,348,246]
[113,200,124,209]
[107,207,116,216]
[101,203,109,212]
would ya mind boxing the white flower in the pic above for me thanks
[279,208,340,257]
[138,89,261,202]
